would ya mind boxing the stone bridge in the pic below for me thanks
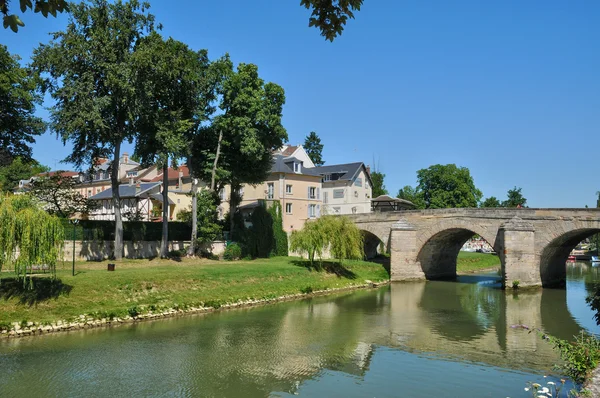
[346,208,600,288]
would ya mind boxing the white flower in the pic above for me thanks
[547,381,555,385]
[524,388,530,391]
[541,387,550,393]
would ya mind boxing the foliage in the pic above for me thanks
[396,185,425,209]
[290,215,363,267]
[304,131,324,166]
[481,196,501,208]
[32,0,158,260]
[0,157,48,192]
[223,242,242,261]
[370,171,388,198]
[0,195,64,287]
[416,164,482,209]
[545,331,600,384]
[29,171,96,217]
[176,190,222,245]
[0,0,68,32]
[59,218,192,242]
[246,205,273,258]
[300,0,363,41]
[269,201,288,256]
[0,45,45,167]
[503,186,527,208]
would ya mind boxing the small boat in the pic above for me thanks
[567,255,576,262]
[592,256,600,263]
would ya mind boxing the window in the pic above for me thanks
[324,174,331,182]
[352,206,357,214]
[354,191,359,198]
[267,183,274,199]
[355,177,362,187]
[333,207,341,214]
[286,203,292,214]
[309,187,316,199]
[333,189,344,199]
[294,163,300,173]
[219,188,226,200]
[286,184,292,194]
[323,192,328,204]
[87,189,92,197]
[309,204,316,218]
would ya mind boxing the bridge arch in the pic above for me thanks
[416,220,502,280]
[538,221,600,287]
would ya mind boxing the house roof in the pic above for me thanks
[281,145,298,156]
[311,162,370,183]
[38,170,79,178]
[89,182,160,200]
[149,165,190,182]
[271,155,321,177]
[372,195,416,208]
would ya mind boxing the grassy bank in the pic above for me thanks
[0,257,389,327]
[456,252,501,273]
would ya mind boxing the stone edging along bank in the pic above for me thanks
[0,280,390,339]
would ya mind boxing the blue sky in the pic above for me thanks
[3,0,599,207]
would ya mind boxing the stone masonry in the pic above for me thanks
[346,208,600,288]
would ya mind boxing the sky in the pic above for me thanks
[2,0,599,208]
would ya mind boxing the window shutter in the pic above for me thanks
[308,204,310,218]
[317,188,320,200]
[316,205,321,217]
[307,186,310,199]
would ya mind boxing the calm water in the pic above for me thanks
[1,263,600,397]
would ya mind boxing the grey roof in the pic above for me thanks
[311,162,370,183]
[150,193,175,205]
[271,155,321,177]
[89,182,161,200]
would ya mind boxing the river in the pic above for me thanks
[1,263,599,397]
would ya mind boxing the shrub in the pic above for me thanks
[547,331,600,384]
[223,243,242,261]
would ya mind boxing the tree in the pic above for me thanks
[0,194,64,287]
[304,131,324,166]
[416,164,482,209]
[0,157,48,192]
[370,171,388,198]
[502,187,527,208]
[33,0,157,260]
[201,63,287,238]
[0,45,45,167]
[1,0,68,32]
[29,171,96,218]
[300,0,363,41]
[397,185,425,209]
[176,190,222,247]
[481,196,501,208]
[133,32,203,258]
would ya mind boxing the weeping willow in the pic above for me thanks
[0,195,64,288]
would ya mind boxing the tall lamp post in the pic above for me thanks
[70,219,79,276]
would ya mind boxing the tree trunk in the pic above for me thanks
[187,158,197,257]
[160,160,169,258]
[229,181,241,241]
[210,129,223,192]
[112,142,123,260]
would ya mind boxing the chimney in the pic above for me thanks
[129,175,134,186]
[366,165,371,175]
[178,171,183,190]
[135,181,141,194]
[123,152,129,164]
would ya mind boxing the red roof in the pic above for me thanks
[38,170,79,178]
[149,165,190,182]
[281,145,298,156]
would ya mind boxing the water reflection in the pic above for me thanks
[0,264,598,397]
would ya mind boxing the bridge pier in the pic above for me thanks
[501,218,541,288]
[390,219,425,281]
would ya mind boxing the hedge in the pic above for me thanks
[60,219,192,241]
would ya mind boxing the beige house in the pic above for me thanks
[311,162,373,215]
[224,154,323,232]
[76,152,139,199]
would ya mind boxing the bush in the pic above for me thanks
[223,243,242,261]
[546,331,600,384]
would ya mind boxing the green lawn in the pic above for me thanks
[0,257,389,327]
[456,252,501,273]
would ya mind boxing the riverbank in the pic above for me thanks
[0,256,389,337]
[456,251,500,273]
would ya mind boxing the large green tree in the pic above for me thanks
[1,0,68,32]
[33,0,157,260]
[304,131,324,166]
[0,45,45,167]
[197,63,287,238]
[301,0,363,41]
[370,171,388,198]
[502,186,527,208]
[416,164,482,209]
[133,32,204,258]
[481,196,501,208]
[0,157,48,192]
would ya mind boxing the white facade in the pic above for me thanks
[318,166,373,216]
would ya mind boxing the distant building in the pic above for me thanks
[87,182,170,221]
[371,195,416,212]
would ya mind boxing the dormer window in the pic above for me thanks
[324,174,331,182]
[294,162,300,173]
